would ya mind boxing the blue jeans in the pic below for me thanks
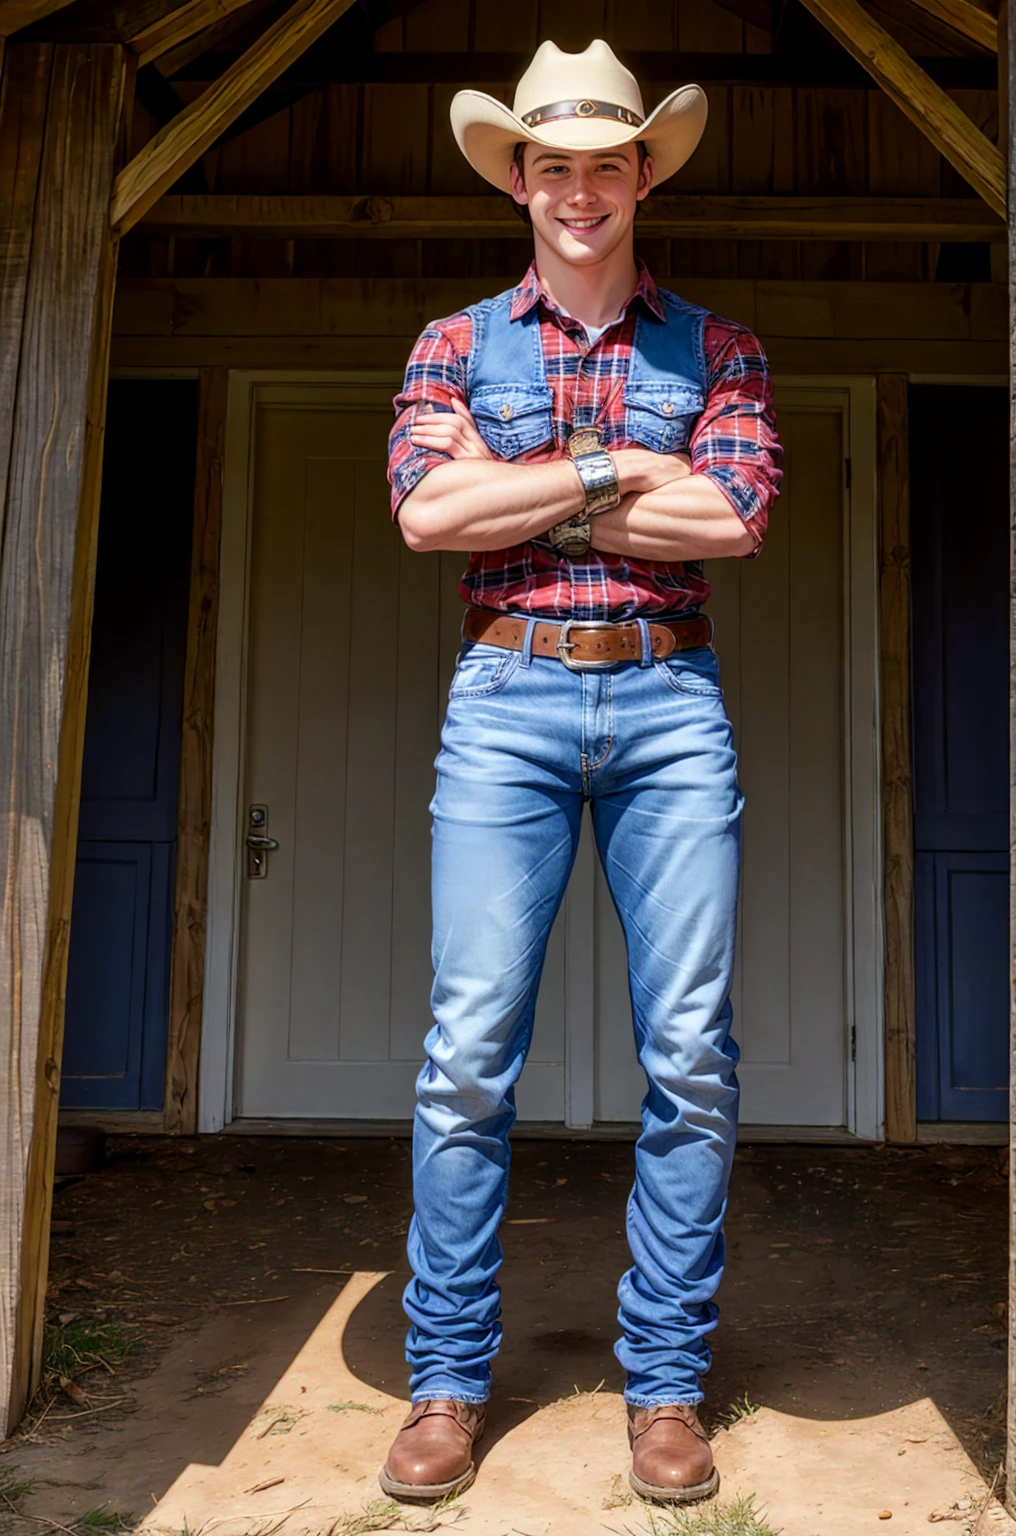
[403,622,743,1407]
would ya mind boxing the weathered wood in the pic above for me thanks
[1005,0,1016,1510]
[154,0,277,77]
[0,0,73,31]
[906,0,997,51]
[164,366,226,1137]
[800,0,1007,216]
[130,0,256,66]
[110,275,1008,342]
[0,43,52,551]
[878,374,917,1146]
[137,191,1007,241]
[110,0,356,235]
[0,41,127,1437]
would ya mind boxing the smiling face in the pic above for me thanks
[509,142,653,269]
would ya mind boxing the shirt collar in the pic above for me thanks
[508,257,666,325]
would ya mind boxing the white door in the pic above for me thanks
[223,381,874,1132]
[594,387,856,1127]
[233,388,566,1120]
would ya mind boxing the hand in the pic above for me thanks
[409,397,493,460]
[611,447,692,496]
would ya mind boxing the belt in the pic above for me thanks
[462,607,713,672]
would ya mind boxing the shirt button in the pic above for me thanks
[499,403,514,420]
[662,401,676,415]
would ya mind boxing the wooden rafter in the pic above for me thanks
[905,0,997,50]
[0,0,73,30]
[110,0,354,235]
[136,191,1007,241]
[800,0,1006,216]
[129,0,257,67]
[154,0,278,77]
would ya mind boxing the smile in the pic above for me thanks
[558,215,610,230]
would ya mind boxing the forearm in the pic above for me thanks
[397,458,583,552]
[590,475,758,561]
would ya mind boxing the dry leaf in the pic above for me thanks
[245,1477,285,1494]
[59,1376,88,1406]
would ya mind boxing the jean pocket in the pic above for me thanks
[654,646,724,698]
[448,642,521,699]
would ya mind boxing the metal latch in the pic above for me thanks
[246,804,278,878]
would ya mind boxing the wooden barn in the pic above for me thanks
[1,0,1015,1479]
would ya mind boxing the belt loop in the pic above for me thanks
[635,617,654,668]
[706,613,716,651]
[521,615,537,667]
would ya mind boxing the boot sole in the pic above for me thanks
[629,1467,720,1505]
[378,1461,476,1503]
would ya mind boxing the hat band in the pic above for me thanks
[520,98,644,130]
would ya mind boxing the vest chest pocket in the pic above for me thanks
[470,385,554,460]
[624,383,704,453]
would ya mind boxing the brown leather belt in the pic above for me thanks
[463,607,712,671]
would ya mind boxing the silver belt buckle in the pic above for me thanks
[556,619,620,672]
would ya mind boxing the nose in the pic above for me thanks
[566,170,599,206]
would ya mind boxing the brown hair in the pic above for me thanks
[509,139,648,225]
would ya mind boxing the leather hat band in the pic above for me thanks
[520,98,644,130]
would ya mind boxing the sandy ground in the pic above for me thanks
[1,1136,1013,1536]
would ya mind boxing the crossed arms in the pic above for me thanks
[397,398,758,562]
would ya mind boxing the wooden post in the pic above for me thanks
[164,367,227,1137]
[1002,0,1008,1505]
[0,40,128,1437]
[879,374,917,1145]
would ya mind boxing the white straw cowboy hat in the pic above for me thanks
[450,40,708,194]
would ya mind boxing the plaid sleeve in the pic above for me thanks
[388,311,472,519]
[691,316,783,557]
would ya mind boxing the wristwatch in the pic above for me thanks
[546,426,620,558]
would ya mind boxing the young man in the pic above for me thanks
[380,40,782,1506]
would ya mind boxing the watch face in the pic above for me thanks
[567,426,605,458]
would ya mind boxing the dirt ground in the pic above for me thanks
[1,1135,1014,1536]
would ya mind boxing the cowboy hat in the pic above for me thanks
[450,40,708,195]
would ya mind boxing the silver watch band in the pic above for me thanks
[572,447,620,516]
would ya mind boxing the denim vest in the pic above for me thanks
[463,285,708,458]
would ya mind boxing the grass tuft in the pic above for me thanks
[81,1506,133,1531]
[43,1319,134,1382]
[326,1401,384,1416]
[718,1393,761,1428]
[325,1490,463,1535]
[0,1464,34,1510]
[634,1492,781,1536]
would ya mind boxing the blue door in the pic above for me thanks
[911,384,1009,1122]
[60,380,198,1111]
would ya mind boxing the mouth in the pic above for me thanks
[557,214,610,232]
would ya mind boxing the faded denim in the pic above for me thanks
[403,622,743,1407]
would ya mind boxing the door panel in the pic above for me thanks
[62,380,195,1112]
[911,385,1009,1122]
[235,398,565,1120]
[594,395,848,1126]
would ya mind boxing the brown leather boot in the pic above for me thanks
[628,1403,719,1503]
[379,1399,485,1501]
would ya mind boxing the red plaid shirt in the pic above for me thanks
[388,260,782,621]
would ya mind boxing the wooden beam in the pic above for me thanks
[129,0,258,68]
[878,374,917,1146]
[0,43,52,549]
[136,192,1007,242]
[0,0,73,31]
[1006,0,1016,1511]
[164,366,225,1137]
[799,0,1007,217]
[905,0,997,51]
[154,0,277,78]
[0,40,128,1437]
[110,0,354,236]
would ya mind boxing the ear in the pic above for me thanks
[636,152,654,201]
[509,156,530,207]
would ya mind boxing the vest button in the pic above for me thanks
[499,403,514,420]
[661,401,676,415]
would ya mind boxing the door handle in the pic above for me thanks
[246,805,276,877]
[246,833,279,850]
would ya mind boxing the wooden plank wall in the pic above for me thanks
[117,0,1001,287]
[0,39,128,1435]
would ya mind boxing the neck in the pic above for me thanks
[530,234,639,330]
